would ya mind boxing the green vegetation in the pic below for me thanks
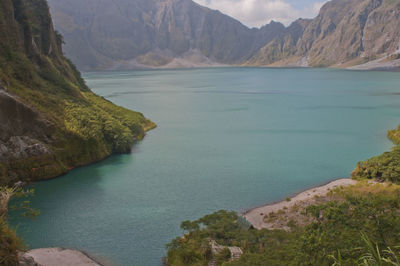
[166,183,400,265]
[0,186,39,265]
[351,146,400,183]
[0,220,22,266]
[352,126,400,184]
[0,0,154,185]
[216,248,231,265]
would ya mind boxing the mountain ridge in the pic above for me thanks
[48,0,400,70]
[47,0,286,70]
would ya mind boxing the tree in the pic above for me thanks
[0,185,39,266]
[181,220,199,235]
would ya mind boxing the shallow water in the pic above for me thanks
[10,68,400,265]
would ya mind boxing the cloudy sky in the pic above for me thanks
[193,0,328,28]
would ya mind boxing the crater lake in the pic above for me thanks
[10,68,400,265]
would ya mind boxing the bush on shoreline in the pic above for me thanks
[0,186,38,265]
[352,125,400,184]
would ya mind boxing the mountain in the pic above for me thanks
[248,0,400,68]
[0,0,154,185]
[48,0,400,70]
[245,19,311,66]
[47,0,286,70]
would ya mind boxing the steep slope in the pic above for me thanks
[0,0,154,185]
[248,0,400,68]
[47,0,286,70]
[245,19,311,66]
[49,0,400,70]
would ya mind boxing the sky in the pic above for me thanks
[193,0,328,28]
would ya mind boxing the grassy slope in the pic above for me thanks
[0,0,155,185]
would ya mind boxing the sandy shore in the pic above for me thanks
[243,178,357,229]
[20,248,103,266]
[347,57,400,71]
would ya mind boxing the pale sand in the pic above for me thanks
[243,178,357,229]
[22,248,102,266]
[347,57,400,70]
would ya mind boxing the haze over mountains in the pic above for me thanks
[48,0,400,70]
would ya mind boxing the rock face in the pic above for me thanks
[48,0,400,70]
[245,19,311,66]
[0,89,53,143]
[0,0,154,185]
[248,0,400,68]
[47,0,286,70]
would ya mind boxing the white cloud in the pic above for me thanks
[193,0,328,28]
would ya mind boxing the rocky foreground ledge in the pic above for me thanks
[19,248,102,266]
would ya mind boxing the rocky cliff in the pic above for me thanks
[0,0,154,185]
[247,0,400,68]
[47,0,286,70]
[48,0,400,70]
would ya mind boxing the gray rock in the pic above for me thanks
[6,136,51,159]
[19,252,39,266]
[0,90,54,142]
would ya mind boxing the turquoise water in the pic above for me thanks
[10,68,400,265]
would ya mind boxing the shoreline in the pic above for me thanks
[20,248,107,266]
[22,123,157,185]
[87,65,400,73]
[242,178,357,229]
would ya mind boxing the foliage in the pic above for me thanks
[330,233,400,266]
[0,219,23,266]
[388,126,400,145]
[215,248,231,265]
[166,183,400,266]
[352,126,400,184]
[0,186,38,265]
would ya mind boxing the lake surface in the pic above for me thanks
[10,68,400,265]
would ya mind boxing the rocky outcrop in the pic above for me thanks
[0,86,57,184]
[208,240,243,266]
[0,136,51,162]
[0,89,53,142]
